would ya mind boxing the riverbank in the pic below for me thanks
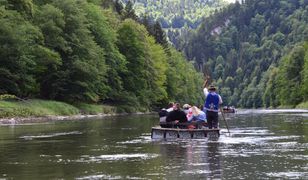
[0,112,150,126]
[296,101,308,109]
[0,99,152,125]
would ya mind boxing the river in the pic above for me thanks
[0,109,307,179]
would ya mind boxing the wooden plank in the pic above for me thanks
[192,131,206,139]
[178,131,192,139]
[151,126,220,140]
[165,130,178,139]
[151,128,165,139]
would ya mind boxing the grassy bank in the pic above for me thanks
[75,103,117,115]
[0,99,119,119]
[296,101,308,109]
[0,100,79,118]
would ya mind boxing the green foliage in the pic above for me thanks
[276,45,305,106]
[0,94,17,100]
[140,17,169,48]
[75,103,117,115]
[6,0,34,17]
[263,67,280,108]
[145,35,169,105]
[0,99,79,118]
[0,7,45,96]
[84,3,127,101]
[185,0,308,108]
[123,0,138,20]
[117,19,149,106]
[296,101,308,109]
[0,0,204,114]
[120,0,229,47]
[36,0,108,102]
[301,42,308,102]
[166,49,204,105]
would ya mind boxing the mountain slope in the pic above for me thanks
[184,0,308,108]
[121,0,234,47]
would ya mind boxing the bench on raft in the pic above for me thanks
[159,121,208,129]
[152,122,220,140]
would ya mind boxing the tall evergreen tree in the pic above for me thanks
[123,0,138,21]
[153,21,168,48]
[114,0,124,15]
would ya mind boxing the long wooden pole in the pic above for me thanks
[220,107,230,134]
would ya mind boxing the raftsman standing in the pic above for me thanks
[203,79,223,129]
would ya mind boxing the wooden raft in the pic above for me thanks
[151,127,220,140]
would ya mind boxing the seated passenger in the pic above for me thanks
[183,104,193,120]
[183,104,191,114]
[159,102,174,128]
[166,102,174,112]
[159,108,168,124]
[165,103,188,128]
[188,106,207,129]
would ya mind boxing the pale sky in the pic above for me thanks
[224,0,238,3]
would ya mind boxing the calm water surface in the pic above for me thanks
[0,109,307,179]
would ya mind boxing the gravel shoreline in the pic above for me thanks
[0,112,153,126]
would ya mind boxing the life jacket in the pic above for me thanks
[204,92,220,112]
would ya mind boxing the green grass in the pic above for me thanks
[296,101,308,109]
[0,100,80,118]
[0,99,143,119]
[75,103,117,115]
[277,105,295,109]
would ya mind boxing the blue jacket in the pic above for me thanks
[189,111,207,122]
[204,92,220,112]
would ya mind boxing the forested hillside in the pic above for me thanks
[0,0,204,112]
[185,0,308,108]
[119,0,231,48]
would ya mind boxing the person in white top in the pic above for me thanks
[203,86,223,106]
[202,76,223,129]
[159,102,174,127]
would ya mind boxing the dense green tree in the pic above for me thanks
[40,0,107,102]
[0,7,54,96]
[263,67,279,107]
[119,0,229,48]
[0,0,206,112]
[6,0,34,17]
[123,0,138,21]
[117,19,153,108]
[84,3,127,101]
[185,0,308,107]
[114,0,124,15]
[277,44,305,106]
[165,49,203,105]
[152,21,168,48]
[145,36,168,106]
[301,43,308,102]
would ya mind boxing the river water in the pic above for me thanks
[0,109,307,179]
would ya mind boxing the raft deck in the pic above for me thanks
[151,126,220,140]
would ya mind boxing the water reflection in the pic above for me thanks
[0,110,307,179]
[155,140,222,179]
[206,143,222,179]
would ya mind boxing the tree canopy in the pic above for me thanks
[185,0,308,108]
[0,0,204,111]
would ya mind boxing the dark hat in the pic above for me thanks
[208,85,216,91]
